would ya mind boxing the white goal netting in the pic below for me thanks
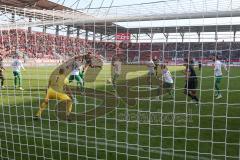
[0,0,240,160]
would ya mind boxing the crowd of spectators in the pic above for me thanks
[0,29,240,62]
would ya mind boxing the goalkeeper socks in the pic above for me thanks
[36,102,48,117]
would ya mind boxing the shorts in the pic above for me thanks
[185,79,198,90]
[215,76,222,83]
[148,71,154,76]
[13,71,21,77]
[45,87,71,102]
[69,75,82,82]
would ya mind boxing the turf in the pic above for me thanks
[0,65,239,160]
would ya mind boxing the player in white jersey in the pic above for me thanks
[146,58,155,87]
[112,56,122,90]
[147,58,155,76]
[213,55,228,99]
[12,55,25,90]
[156,64,174,99]
[68,57,84,89]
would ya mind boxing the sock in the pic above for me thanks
[192,96,199,102]
[36,102,48,117]
[18,76,22,87]
[14,77,17,87]
[187,93,194,99]
[66,101,73,116]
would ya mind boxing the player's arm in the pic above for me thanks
[169,71,174,80]
[184,68,190,79]
[214,62,219,71]
[223,63,228,72]
[11,61,16,67]
[20,61,25,71]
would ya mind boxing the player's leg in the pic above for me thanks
[74,75,84,92]
[68,75,74,83]
[74,75,82,87]
[35,89,52,118]
[35,88,58,118]
[147,72,154,88]
[184,80,198,103]
[18,72,23,90]
[189,79,199,103]
[79,73,85,87]
[13,71,18,88]
[35,98,49,118]
[65,99,73,117]
[165,83,174,98]
[0,74,4,88]
[13,71,23,90]
[58,94,73,120]
[155,81,165,100]
[190,90,199,103]
[215,76,222,99]
[184,81,189,96]
[112,73,119,89]
[155,66,158,76]
[35,88,73,120]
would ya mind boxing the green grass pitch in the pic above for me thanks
[0,65,239,160]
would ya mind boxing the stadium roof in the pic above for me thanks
[38,0,240,34]
[79,24,240,35]
[0,0,71,10]
[1,0,240,35]
[0,0,74,21]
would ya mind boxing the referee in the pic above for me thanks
[183,58,199,104]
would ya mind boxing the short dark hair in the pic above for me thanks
[184,58,194,64]
[59,68,65,74]
[216,55,221,60]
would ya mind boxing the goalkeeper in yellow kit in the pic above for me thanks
[34,56,84,120]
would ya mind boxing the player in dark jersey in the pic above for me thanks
[198,60,202,70]
[0,55,5,89]
[84,52,93,67]
[153,56,159,76]
[183,59,199,104]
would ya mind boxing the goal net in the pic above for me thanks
[0,0,240,159]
